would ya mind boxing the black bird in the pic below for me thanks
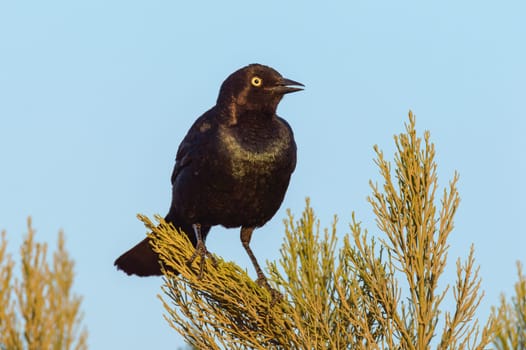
[114,63,302,287]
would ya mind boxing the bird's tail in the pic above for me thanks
[114,220,204,277]
[114,237,163,276]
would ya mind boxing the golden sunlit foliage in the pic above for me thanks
[0,219,88,350]
[493,261,526,350]
[142,112,496,349]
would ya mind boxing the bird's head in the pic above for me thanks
[217,64,304,119]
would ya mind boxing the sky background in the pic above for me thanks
[1,1,524,348]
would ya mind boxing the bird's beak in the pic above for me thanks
[272,78,305,94]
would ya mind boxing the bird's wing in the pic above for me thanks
[170,109,217,185]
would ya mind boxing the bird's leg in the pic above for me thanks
[240,227,281,301]
[186,223,216,278]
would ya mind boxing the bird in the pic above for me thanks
[114,63,303,288]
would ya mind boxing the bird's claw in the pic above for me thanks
[256,276,283,305]
[186,241,217,279]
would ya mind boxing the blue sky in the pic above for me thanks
[1,1,524,348]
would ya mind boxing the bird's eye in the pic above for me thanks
[251,76,262,87]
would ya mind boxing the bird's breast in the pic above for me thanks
[217,124,293,179]
[176,117,296,228]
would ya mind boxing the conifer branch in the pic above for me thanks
[0,219,88,350]
[151,111,497,349]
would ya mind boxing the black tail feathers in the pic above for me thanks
[114,237,163,276]
[114,220,209,277]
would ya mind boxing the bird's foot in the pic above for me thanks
[256,276,283,305]
[186,241,217,279]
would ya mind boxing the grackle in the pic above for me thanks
[114,63,303,288]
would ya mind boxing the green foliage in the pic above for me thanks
[0,219,88,350]
[493,261,526,350]
[145,111,496,349]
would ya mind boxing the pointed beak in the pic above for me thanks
[272,77,305,94]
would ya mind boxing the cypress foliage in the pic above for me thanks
[493,262,526,350]
[0,219,88,350]
[144,112,496,349]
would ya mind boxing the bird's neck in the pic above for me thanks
[217,104,275,127]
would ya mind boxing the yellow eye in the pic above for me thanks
[251,76,262,87]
